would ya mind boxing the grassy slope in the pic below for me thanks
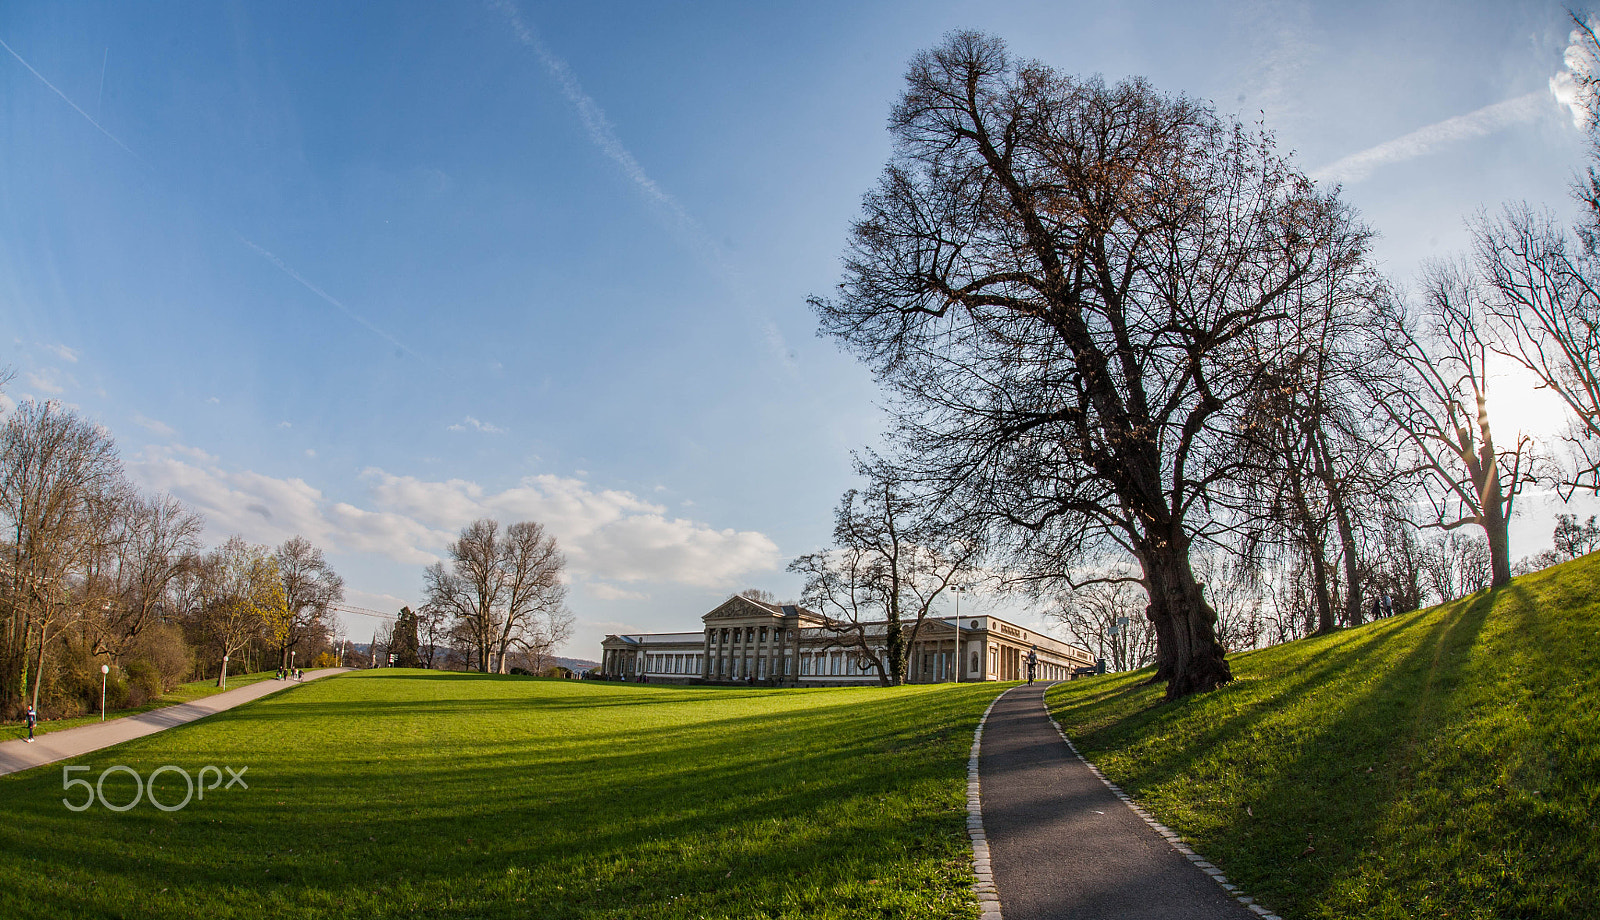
[0,672,279,742]
[1046,553,1600,920]
[0,672,1004,920]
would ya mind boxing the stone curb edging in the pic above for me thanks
[967,686,1014,920]
[1039,692,1284,920]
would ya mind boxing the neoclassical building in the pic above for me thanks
[599,594,1092,686]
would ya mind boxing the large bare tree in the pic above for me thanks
[273,536,344,669]
[423,518,570,673]
[1368,264,1533,587]
[812,33,1372,697]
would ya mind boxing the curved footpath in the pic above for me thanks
[0,668,349,777]
[978,682,1268,920]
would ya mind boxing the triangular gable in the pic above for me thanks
[702,595,786,621]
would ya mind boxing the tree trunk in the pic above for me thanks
[1313,428,1365,627]
[1482,508,1512,588]
[1135,528,1232,700]
[29,620,48,712]
[1289,439,1337,634]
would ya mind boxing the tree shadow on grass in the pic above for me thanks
[1058,591,1503,919]
[1055,611,1446,800]
[0,681,1005,920]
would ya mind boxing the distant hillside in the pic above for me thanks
[555,656,598,672]
[1047,551,1600,919]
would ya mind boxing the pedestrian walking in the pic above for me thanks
[24,704,37,742]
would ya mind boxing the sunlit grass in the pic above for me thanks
[1047,553,1600,919]
[0,672,1002,919]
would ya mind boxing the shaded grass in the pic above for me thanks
[1046,553,1600,919]
[1,672,279,742]
[0,672,1004,919]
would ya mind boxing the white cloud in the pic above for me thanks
[447,415,506,434]
[43,343,79,363]
[305,449,317,458]
[129,446,449,566]
[1552,18,1600,130]
[0,392,14,415]
[132,414,176,437]
[363,469,780,586]
[24,370,64,394]
[588,583,649,601]
[206,396,221,405]
[129,445,780,590]
[1311,92,1546,185]
[278,421,293,429]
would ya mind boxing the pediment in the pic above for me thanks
[702,595,784,621]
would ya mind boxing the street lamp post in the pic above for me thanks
[100,664,110,721]
[222,654,230,690]
[951,585,966,684]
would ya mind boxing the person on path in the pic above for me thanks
[24,704,37,742]
[1026,647,1038,685]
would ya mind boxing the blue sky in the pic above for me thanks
[3,0,1596,657]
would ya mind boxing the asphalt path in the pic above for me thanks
[981,682,1258,920]
[0,668,349,777]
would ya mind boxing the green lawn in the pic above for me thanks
[1,672,280,742]
[1046,553,1600,919]
[0,672,1003,919]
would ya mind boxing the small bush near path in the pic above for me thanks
[1047,553,1600,919]
[0,673,998,919]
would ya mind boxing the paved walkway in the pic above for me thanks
[0,668,349,777]
[980,683,1260,920]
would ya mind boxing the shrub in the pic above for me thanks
[133,623,194,691]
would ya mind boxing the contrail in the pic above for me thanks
[487,1,701,237]
[0,35,142,164]
[486,2,800,368]
[1311,92,1546,185]
[236,237,441,372]
[1,33,438,374]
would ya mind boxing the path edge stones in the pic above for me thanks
[1039,693,1285,920]
[967,686,1013,920]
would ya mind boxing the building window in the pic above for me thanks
[759,627,768,642]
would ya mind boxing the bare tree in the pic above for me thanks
[811,34,1373,697]
[789,464,981,686]
[1553,512,1600,559]
[196,536,284,686]
[1050,576,1155,672]
[423,518,570,674]
[273,536,344,669]
[1424,532,1491,603]
[415,602,447,668]
[1368,264,1534,588]
[0,400,124,713]
[1471,205,1600,496]
[1192,553,1268,653]
[81,493,203,662]
[1234,267,1398,633]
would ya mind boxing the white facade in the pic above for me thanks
[600,596,1091,685]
